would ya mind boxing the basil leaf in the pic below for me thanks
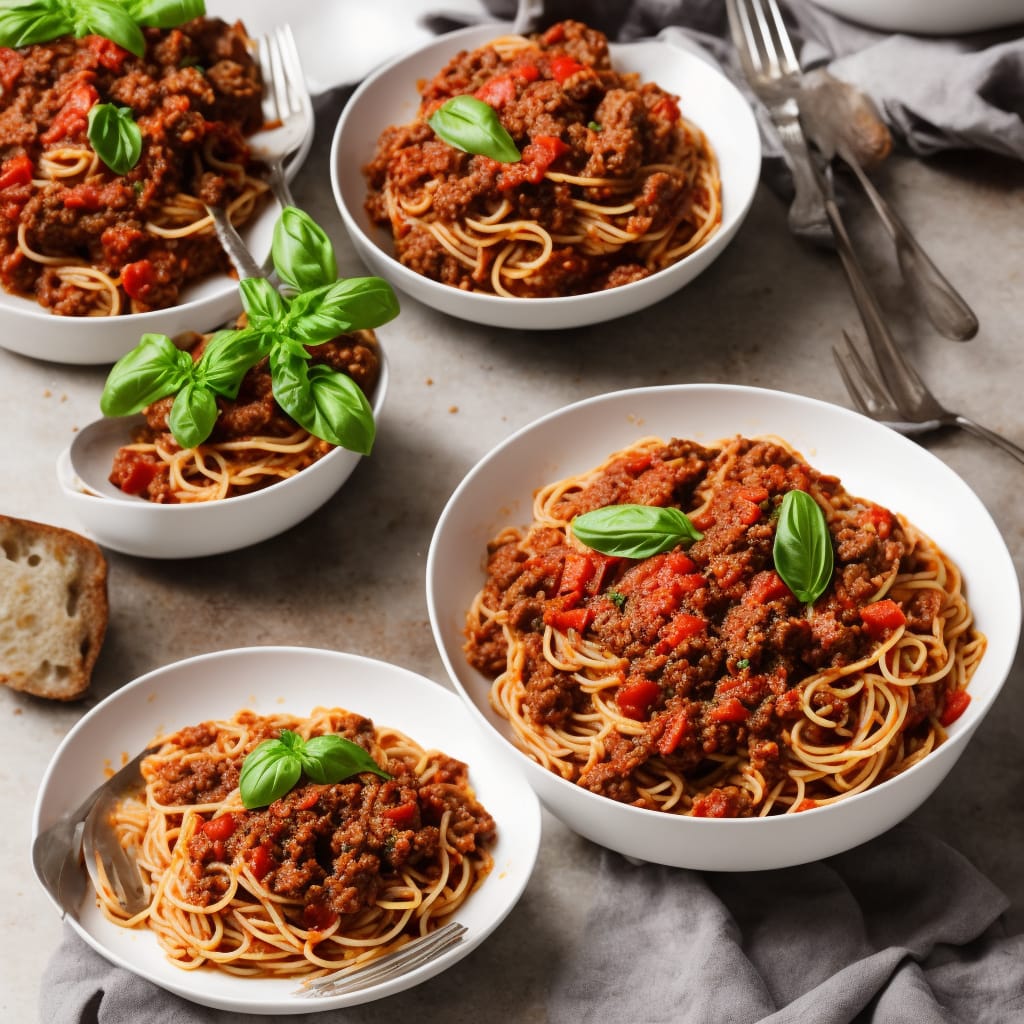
[239,738,302,809]
[197,327,267,398]
[572,504,704,559]
[123,0,205,28]
[427,94,521,163]
[306,364,375,453]
[100,332,192,415]
[773,489,834,605]
[87,102,142,175]
[283,277,399,344]
[272,206,337,293]
[298,735,391,784]
[240,275,289,329]
[168,380,217,448]
[76,0,147,57]
[0,3,73,48]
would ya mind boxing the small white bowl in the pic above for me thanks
[330,25,761,331]
[33,646,541,1014]
[807,0,1023,34]
[426,384,1020,870]
[56,348,388,559]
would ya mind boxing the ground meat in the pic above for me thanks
[464,435,962,818]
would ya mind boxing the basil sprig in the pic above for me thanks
[572,504,704,559]
[0,0,205,57]
[87,102,142,174]
[239,729,391,810]
[772,489,834,605]
[427,95,521,163]
[101,207,399,454]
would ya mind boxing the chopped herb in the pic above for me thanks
[737,658,750,669]
[607,589,626,609]
[588,120,602,131]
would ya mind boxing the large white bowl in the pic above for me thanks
[55,348,388,559]
[426,384,1021,871]
[807,0,1023,34]
[32,646,542,1015]
[330,25,761,331]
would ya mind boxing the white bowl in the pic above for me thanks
[56,349,388,559]
[807,0,1023,34]
[426,384,1021,870]
[330,25,761,331]
[32,646,542,1014]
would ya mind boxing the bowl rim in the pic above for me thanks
[425,382,1022,832]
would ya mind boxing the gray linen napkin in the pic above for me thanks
[39,826,1024,1022]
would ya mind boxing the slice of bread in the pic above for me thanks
[0,514,108,700]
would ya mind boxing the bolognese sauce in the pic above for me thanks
[0,18,267,316]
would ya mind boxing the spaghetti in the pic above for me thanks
[93,707,496,978]
[464,435,985,817]
[0,19,268,316]
[108,329,381,503]
[364,20,721,298]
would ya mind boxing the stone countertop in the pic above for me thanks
[2,85,1022,1021]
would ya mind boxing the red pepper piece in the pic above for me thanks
[249,843,275,881]
[939,689,971,727]
[544,605,594,634]
[657,709,690,756]
[709,696,748,723]
[656,612,706,655]
[617,678,660,721]
[201,812,237,842]
[0,153,32,191]
[383,802,417,825]
[560,551,595,596]
[41,81,99,144]
[121,258,155,300]
[550,55,584,83]
[860,598,907,639]
[746,570,792,605]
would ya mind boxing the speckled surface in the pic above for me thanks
[2,84,1022,1021]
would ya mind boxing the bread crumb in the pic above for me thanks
[449,405,459,414]
[425,378,434,386]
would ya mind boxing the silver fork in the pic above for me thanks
[32,745,156,921]
[833,330,1024,465]
[294,920,468,997]
[726,0,831,244]
[250,25,313,210]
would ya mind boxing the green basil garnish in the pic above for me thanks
[239,728,391,809]
[0,0,204,56]
[572,504,704,559]
[427,95,521,163]
[772,489,834,605]
[87,102,142,175]
[101,208,398,452]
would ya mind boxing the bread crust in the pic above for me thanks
[0,515,109,700]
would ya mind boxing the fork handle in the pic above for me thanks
[206,204,267,281]
[953,415,1024,465]
[776,120,833,246]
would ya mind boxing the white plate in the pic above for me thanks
[32,646,541,1014]
[807,0,1023,34]
[331,25,761,330]
[1,4,314,366]
[426,384,1021,870]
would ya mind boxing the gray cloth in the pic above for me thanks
[39,826,1024,1023]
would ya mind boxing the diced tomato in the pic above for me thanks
[86,34,129,73]
[62,184,102,210]
[249,843,275,881]
[384,802,417,825]
[657,709,690,756]
[475,72,517,109]
[116,453,159,495]
[746,570,792,605]
[560,551,595,596]
[737,499,763,526]
[709,696,748,723]
[303,902,338,932]
[794,799,818,813]
[296,789,320,811]
[691,789,737,818]
[617,678,660,721]
[41,81,98,144]
[0,48,24,93]
[544,605,594,634]
[738,485,770,504]
[201,812,237,842]
[860,504,895,539]
[651,94,681,122]
[497,134,569,189]
[541,23,565,44]
[775,688,803,718]
[860,598,907,639]
[121,258,154,300]
[625,453,652,474]
[549,55,584,83]
[656,612,706,655]
[939,689,971,727]
[691,510,715,531]
[0,154,32,191]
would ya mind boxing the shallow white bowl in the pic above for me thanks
[32,646,541,1015]
[426,384,1021,871]
[330,25,761,331]
[807,0,1023,34]
[56,349,388,559]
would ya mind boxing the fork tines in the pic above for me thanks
[294,921,468,998]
